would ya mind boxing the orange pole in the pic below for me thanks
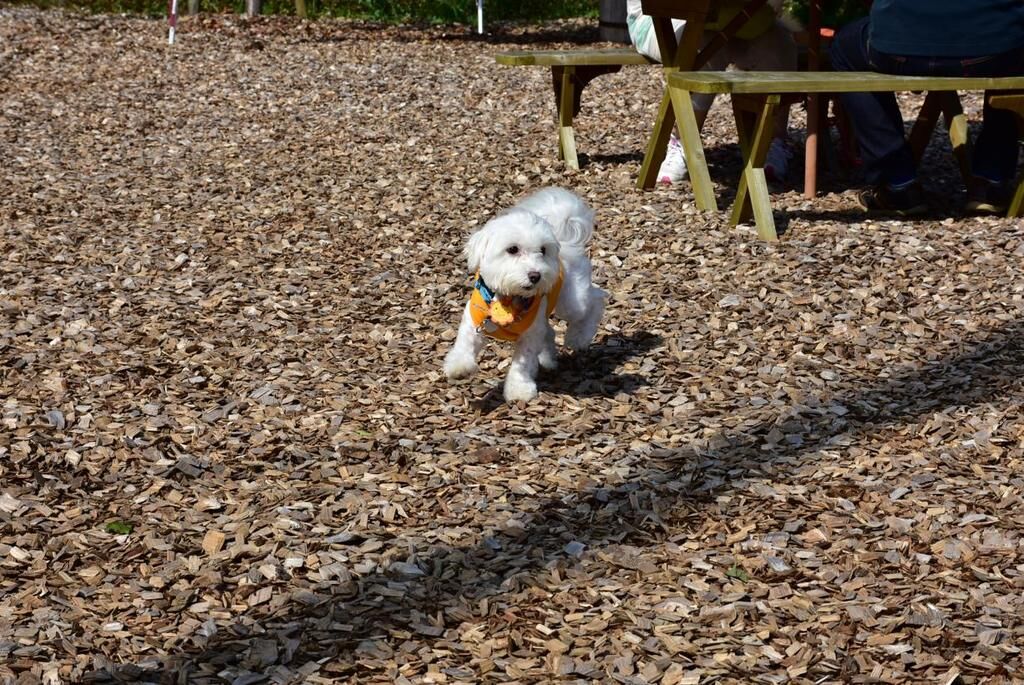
[804,0,822,198]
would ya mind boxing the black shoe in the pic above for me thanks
[965,177,1012,215]
[856,182,928,216]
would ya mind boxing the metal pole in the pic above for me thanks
[477,0,483,34]
[168,0,178,44]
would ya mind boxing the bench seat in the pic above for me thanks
[668,70,1024,94]
[495,48,653,68]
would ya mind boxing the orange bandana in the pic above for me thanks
[468,266,563,342]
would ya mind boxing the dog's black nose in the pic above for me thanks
[528,271,541,284]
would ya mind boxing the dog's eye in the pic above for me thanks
[540,247,546,255]
[506,246,519,255]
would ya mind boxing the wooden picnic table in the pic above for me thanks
[637,0,790,188]
[494,0,831,182]
[637,0,832,196]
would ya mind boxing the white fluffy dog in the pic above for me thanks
[444,187,606,402]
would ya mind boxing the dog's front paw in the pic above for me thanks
[444,351,479,380]
[503,378,538,403]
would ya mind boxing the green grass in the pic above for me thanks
[725,564,751,583]
[104,521,134,535]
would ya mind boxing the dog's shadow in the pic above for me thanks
[471,330,662,411]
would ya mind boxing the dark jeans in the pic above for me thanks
[830,17,1024,186]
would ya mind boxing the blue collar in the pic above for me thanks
[474,275,496,304]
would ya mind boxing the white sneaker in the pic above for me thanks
[658,134,688,185]
[764,137,794,182]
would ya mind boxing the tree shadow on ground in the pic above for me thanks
[89,318,1024,683]
[645,317,1024,496]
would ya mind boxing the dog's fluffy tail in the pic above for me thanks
[516,187,595,249]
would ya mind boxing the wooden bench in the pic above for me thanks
[666,70,1024,240]
[496,48,655,170]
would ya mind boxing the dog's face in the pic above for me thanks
[464,209,561,298]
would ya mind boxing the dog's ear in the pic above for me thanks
[464,227,490,273]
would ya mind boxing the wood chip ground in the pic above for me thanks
[1,8,1023,684]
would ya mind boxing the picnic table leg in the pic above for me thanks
[551,64,624,118]
[554,66,580,170]
[550,64,625,170]
[638,8,708,190]
[1008,183,1024,217]
[730,97,757,226]
[730,95,780,241]
[941,93,972,183]
[909,91,970,183]
[908,91,942,162]
[668,87,718,210]
[637,91,675,189]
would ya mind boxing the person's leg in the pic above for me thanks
[955,46,1024,211]
[628,13,680,63]
[897,45,1024,211]
[954,47,1024,188]
[830,17,918,187]
[974,101,1019,182]
[969,98,1019,214]
[968,106,1018,212]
